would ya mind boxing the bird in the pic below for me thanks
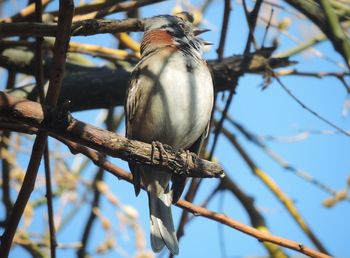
[125,13,214,255]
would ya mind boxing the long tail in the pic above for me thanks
[148,192,179,255]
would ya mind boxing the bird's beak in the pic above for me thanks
[193,28,210,36]
[203,41,213,46]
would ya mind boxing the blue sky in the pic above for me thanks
[1,1,350,258]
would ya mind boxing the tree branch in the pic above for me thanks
[220,126,330,254]
[284,0,350,69]
[0,18,144,37]
[0,1,74,257]
[59,136,330,258]
[0,101,332,258]
[0,92,224,179]
[1,46,294,112]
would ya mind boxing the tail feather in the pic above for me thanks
[148,192,179,255]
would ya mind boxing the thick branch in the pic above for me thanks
[0,92,224,179]
[0,112,332,258]
[1,47,294,112]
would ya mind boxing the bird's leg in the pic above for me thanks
[151,141,157,164]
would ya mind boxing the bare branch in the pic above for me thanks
[220,127,330,254]
[1,46,294,112]
[0,18,143,37]
[58,132,329,258]
[0,92,224,179]
[216,0,231,60]
[0,1,74,256]
[274,75,350,137]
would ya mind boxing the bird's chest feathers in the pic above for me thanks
[139,51,213,147]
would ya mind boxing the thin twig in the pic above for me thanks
[222,116,348,201]
[242,0,263,52]
[1,72,16,222]
[35,1,57,257]
[77,166,104,258]
[222,130,330,254]
[274,75,350,137]
[209,0,263,162]
[216,0,231,61]
[77,108,114,257]
[0,1,74,257]
[275,68,350,94]
[43,144,57,258]
[59,138,330,258]
[219,176,288,258]
[261,8,274,47]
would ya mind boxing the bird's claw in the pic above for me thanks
[175,149,194,176]
[151,141,170,166]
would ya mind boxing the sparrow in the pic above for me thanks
[125,13,214,255]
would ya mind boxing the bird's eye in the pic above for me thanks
[178,22,185,29]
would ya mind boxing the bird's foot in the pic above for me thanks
[151,141,170,166]
[176,149,193,176]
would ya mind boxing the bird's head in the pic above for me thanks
[141,12,210,58]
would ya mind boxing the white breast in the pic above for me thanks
[133,49,213,149]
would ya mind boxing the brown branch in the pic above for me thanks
[43,143,57,258]
[209,0,264,165]
[0,92,224,179]
[216,0,231,60]
[77,166,105,258]
[1,46,294,112]
[58,138,329,258]
[0,106,333,258]
[219,176,288,258]
[0,1,74,257]
[0,18,144,37]
[77,108,114,258]
[220,127,330,255]
[0,72,16,223]
[242,0,261,51]
[35,1,57,257]
[176,200,330,258]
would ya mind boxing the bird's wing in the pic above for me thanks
[125,66,145,196]
[125,66,141,138]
